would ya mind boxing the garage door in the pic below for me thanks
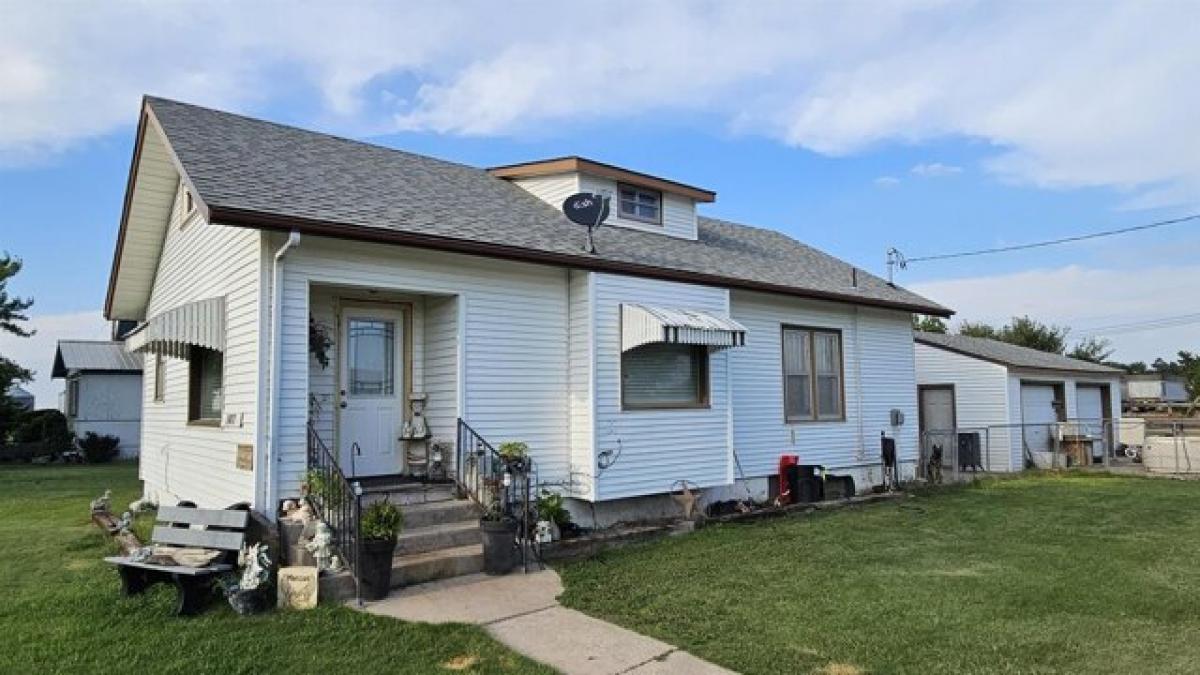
[1021,384,1059,460]
[1076,385,1106,460]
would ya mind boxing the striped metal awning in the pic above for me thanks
[621,303,747,352]
[125,297,225,358]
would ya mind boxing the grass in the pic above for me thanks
[0,462,551,674]
[560,473,1200,674]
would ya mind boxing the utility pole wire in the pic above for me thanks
[897,213,1200,265]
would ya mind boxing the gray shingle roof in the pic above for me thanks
[145,96,949,315]
[52,340,143,377]
[914,332,1122,374]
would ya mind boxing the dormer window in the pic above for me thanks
[618,184,662,225]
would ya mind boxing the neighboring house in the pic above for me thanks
[914,332,1123,471]
[52,340,144,457]
[103,97,949,523]
[5,385,34,412]
[1123,373,1190,408]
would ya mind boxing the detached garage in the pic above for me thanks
[914,332,1123,472]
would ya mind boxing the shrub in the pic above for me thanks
[77,432,120,463]
[536,490,572,527]
[303,469,347,508]
[12,409,72,455]
[360,500,403,541]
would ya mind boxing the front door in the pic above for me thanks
[339,307,404,477]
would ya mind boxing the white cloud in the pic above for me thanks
[910,162,962,178]
[2,2,1199,206]
[909,264,1200,363]
[874,175,901,188]
[0,310,110,409]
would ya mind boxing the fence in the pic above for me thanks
[919,417,1200,480]
[306,422,363,605]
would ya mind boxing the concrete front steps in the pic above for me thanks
[392,497,483,587]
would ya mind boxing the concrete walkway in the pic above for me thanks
[362,570,735,674]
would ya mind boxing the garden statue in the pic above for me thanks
[239,543,272,591]
[328,555,343,573]
[128,497,156,513]
[280,499,299,517]
[113,511,133,534]
[305,521,335,572]
[535,520,554,544]
[287,500,315,524]
[90,489,112,513]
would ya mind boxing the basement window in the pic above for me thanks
[618,184,662,224]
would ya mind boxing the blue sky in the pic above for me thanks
[2,1,1199,405]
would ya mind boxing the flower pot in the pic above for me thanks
[359,537,397,600]
[480,518,518,575]
[227,588,270,615]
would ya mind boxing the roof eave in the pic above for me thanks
[914,336,1121,375]
[208,204,953,317]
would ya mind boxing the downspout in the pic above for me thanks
[266,230,301,513]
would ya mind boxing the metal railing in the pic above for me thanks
[306,422,363,604]
[454,418,539,572]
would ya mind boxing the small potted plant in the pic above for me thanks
[497,441,528,472]
[359,500,403,600]
[479,500,518,575]
[536,490,572,541]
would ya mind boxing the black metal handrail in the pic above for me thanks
[455,418,539,571]
[306,422,363,604]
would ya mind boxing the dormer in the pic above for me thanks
[489,156,715,241]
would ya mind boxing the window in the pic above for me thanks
[153,354,165,402]
[782,327,844,422]
[65,378,79,418]
[618,184,662,224]
[188,348,224,423]
[347,318,395,396]
[621,343,708,409]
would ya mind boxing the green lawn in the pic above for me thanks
[560,473,1200,675]
[0,462,551,674]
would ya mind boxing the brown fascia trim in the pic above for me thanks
[104,99,214,320]
[208,204,954,318]
[913,337,1118,374]
[488,156,717,203]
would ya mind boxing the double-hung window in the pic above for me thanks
[782,326,844,422]
[618,184,662,224]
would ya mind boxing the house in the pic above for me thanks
[5,384,34,412]
[51,339,144,457]
[1122,373,1190,409]
[914,332,1123,471]
[103,96,950,527]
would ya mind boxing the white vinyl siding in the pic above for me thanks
[275,235,571,498]
[423,295,460,455]
[139,183,263,509]
[731,291,918,482]
[592,273,730,500]
[511,173,580,209]
[914,342,1014,471]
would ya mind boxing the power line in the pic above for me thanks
[1074,312,1200,339]
[892,213,1200,269]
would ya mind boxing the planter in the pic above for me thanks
[359,537,397,600]
[480,518,518,575]
[227,588,271,615]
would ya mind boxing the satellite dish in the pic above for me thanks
[562,192,610,253]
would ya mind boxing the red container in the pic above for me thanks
[777,454,799,505]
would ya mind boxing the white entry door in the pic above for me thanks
[1076,385,1106,459]
[339,308,404,477]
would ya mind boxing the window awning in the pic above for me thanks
[125,297,225,358]
[621,303,747,352]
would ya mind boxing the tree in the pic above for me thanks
[1067,337,1113,364]
[1000,316,1068,354]
[1124,361,1149,374]
[958,321,998,339]
[911,315,947,334]
[0,252,34,443]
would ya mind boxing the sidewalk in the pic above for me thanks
[361,570,735,675]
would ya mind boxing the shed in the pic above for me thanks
[52,340,144,458]
[914,332,1123,472]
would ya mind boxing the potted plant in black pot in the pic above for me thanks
[359,500,403,600]
[479,500,518,575]
[497,441,528,472]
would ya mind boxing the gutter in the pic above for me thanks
[265,230,301,513]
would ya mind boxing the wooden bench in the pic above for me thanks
[104,505,248,616]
